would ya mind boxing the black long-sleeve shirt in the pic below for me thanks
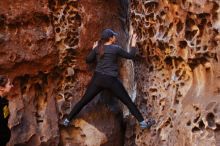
[0,96,11,145]
[86,44,137,77]
[0,96,9,125]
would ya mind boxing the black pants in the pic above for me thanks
[0,126,11,146]
[67,72,144,122]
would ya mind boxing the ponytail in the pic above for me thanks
[97,35,113,59]
[97,39,105,59]
[0,75,8,87]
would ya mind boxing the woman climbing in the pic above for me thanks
[63,29,155,129]
[0,75,13,146]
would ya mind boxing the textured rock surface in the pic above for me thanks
[130,0,220,146]
[1,0,220,145]
[0,0,60,145]
[52,0,130,145]
[0,0,57,76]
[1,0,130,145]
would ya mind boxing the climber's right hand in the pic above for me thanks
[92,41,98,50]
[131,33,137,47]
[62,118,70,127]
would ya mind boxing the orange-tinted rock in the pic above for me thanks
[2,0,219,145]
[1,0,129,145]
[130,0,220,145]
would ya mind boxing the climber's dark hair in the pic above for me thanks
[97,29,118,59]
[97,34,113,59]
[0,75,8,87]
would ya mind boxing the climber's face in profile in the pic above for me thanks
[4,80,13,94]
[101,29,118,45]
[108,35,117,44]
[0,79,13,96]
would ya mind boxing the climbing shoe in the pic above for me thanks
[62,118,70,127]
[139,119,156,129]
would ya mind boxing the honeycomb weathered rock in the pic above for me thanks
[130,0,220,145]
[1,0,220,145]
[1,0,131,145]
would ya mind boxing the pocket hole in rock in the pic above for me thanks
[206,112,215,128]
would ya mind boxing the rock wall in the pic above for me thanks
[0,0,60,145]
[130,0,220,146]
[52,0,130,145]
[0,0,131,145]
[1,0,220,145]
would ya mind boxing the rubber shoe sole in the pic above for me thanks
[140,119,156,129]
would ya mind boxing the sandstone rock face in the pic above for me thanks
[0,0,60,145]
[1,0,129,145]
[1,0,220,145]
[52,0,129,145]
[130,0,220,146]
[0,0,57,76]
